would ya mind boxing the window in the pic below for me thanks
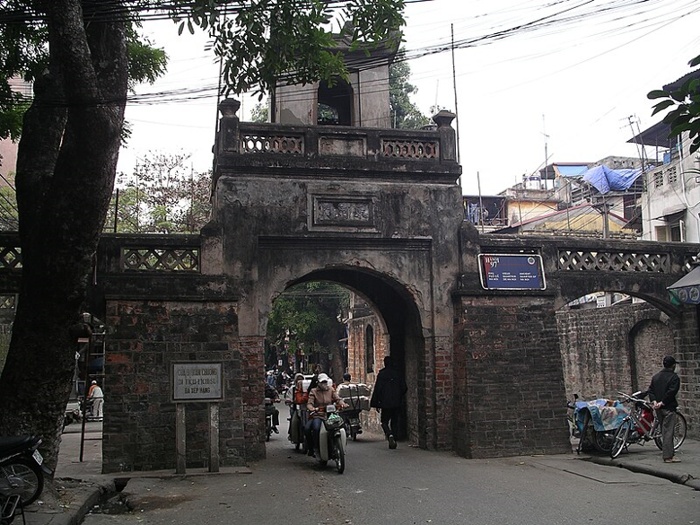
[365,324,374,373]
[667,166,678,185]
[653,171,664,188]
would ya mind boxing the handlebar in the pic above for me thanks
[616,391,652,408]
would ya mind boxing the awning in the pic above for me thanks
[667,266,700,305]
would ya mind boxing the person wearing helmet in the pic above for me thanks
[304,372,346,457]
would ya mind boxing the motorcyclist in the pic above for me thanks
[264,382,281,433]
[304,373,346,457]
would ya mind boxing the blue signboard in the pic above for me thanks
[478,254,546,290]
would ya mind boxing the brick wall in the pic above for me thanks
[453,296,570,458]
[102,300,259,473]
[556,302,699,440]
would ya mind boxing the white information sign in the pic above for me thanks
[172,362,223,402]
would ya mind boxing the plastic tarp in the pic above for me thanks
[582,165,642,194]
[574,399,629,432]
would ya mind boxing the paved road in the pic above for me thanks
[80,427,700,525]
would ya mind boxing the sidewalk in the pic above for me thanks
[14,424,700,525]
[587,435,700,490]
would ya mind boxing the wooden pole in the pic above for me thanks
[209,403,220,473]
[176,403,186,475]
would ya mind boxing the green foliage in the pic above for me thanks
[648,54,700,155]
[126,28,168,89]
[175,0,405,96]
[389,55,430,129]
[250,99,269,123]
[267,282,349,358]
[105,151,212,234]
[0,4,168,141]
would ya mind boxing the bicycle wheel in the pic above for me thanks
[0,457,44,506]
[333,435,345,474]
[610,420,630,459]
[654,412,687,451]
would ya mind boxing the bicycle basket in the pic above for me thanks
[324,413,344,430]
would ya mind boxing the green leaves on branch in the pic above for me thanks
[267,282,349,357]
[176,0,405,96]
[648,53,700,154]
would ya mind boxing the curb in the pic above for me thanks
[48,478,116,525]
[588,456,699,491]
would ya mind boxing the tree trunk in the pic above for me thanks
[0,0,128,473]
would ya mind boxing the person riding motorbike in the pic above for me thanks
[304,373,346,457]
[264,382,281,433]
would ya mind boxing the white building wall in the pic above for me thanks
[641,134,700,243]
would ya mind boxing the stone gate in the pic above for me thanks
[61,99,696,471]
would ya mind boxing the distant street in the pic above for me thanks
[81,414,700,525]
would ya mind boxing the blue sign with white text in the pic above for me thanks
[478,254,546,290]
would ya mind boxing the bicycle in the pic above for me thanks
[610,391,687,459]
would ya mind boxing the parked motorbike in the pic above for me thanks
[314,405,347,474]
[567,395,624,454]
[0,436,51,506]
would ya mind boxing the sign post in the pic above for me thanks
[171,362,224,474]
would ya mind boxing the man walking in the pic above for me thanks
[648,355,681,463]
[370,356,407,449]
[87,380,104,421]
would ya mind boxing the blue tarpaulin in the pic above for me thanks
[582,165,642,194]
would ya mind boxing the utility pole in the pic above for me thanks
[542,114,549,191]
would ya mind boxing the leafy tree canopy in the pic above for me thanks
[648,53,700,155]
[106,151,212,234]
[0,7,167,141]
[174,0,405,97]
[267,282,349,358]
[390,54,430,129]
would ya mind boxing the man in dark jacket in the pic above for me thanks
[648,355,681,463]
[370,356,407,449]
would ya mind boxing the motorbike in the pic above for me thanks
[264,398,276,441]
[314,405,347,474]
[567,395,625,454]
[288,404,307,452]
[340,408,363,441]
[0,436,51,507]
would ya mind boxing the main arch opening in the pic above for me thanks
[263,267,426,447]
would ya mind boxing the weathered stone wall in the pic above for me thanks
[453,296,570,458]
[102,300,260,473]
[556,302,699,439]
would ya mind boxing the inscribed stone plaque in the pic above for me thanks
[172,362,223,402]
[313,196,373,227]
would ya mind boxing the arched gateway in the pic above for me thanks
[77,43,698,472]
[91,97,700,472]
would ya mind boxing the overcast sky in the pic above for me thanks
[118,0,700,196]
